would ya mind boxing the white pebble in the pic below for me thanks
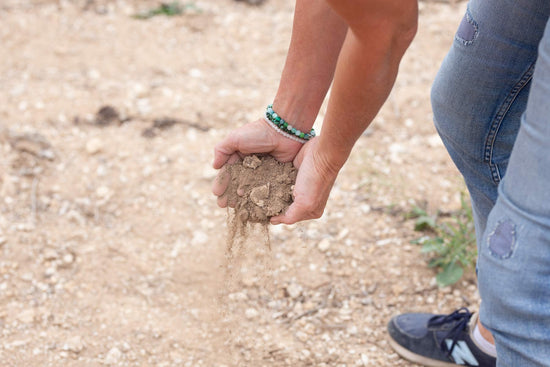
[245,308,259,320]
[318,238,330,252]
[286,283,303,299]
[86,138,103,155]
[104,347,122,364]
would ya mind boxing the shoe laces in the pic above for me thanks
[427,307,472,356]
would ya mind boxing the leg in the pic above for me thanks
[388,1,550,366]
[432,0,550,241]
[478,17,550,367]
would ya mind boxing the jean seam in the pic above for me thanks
[483,63,535,183]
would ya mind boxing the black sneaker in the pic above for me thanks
[387,308,497,367]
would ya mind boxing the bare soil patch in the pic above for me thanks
[0,1,477,366]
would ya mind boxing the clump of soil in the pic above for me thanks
[225,154,297,224]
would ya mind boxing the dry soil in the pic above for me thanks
[0,1,479,366]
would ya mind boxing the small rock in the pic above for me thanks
[44,266,57,278]
[249,184,269,208]
[9,132,54,160]
[347,325,358,335]
[63,336,84,353]
[96,186,111,199]
[16,308,35,324]
[120,342,131,352]
[391,284,406,296]
[242,155,262,169]
[245,308,259,319]
[191,231,208,246]
[295,331,308,343]
[95,105,119,126]
[189,68,202,78]
[43,249,59,261]
[62,253,75,265]
[318,238,331,252]
[67,210,86,226]
[86,138,103,155]
[141,127,156,138]
[286,283,302,299]
[104,347,122,365]
[7,340,29,348]
[88,69,101,80]
[153,118,179,130]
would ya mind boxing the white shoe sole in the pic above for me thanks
[388,337,462,367]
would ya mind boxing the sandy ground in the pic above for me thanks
[0,0,478,366]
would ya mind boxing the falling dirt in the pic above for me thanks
[215,155,297,364]
[221,155,296,290]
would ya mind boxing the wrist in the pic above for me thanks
[271,98,318,133]
[317,132,352,171]
[265,104,316,143]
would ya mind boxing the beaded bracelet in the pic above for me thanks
[264,104,316,143]
[264,115,308,143]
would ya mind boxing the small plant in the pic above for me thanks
[409,193,477,287]
[133,2,198,19]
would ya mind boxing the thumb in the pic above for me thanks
[270,203,300,225]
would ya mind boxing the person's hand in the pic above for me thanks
[212,118,341,225]
[269,137,339,225]
[212,118,303,208]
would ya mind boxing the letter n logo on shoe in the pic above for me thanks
[445,339,479,366]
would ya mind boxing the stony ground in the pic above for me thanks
[0,0,479,366]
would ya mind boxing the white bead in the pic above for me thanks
[263,115,307,144]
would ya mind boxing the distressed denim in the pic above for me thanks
[431,0,550,365]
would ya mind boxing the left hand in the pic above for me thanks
[269,136,340,225]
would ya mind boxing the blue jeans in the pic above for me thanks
[431,0,550,365]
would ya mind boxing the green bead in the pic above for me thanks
[283,122,288,128]
[300,132,305,138]
[275,116,281,122]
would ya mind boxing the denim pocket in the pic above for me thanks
[455,8,478,45]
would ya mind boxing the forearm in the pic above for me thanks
[319,0,418,169]
[272,0,347,131]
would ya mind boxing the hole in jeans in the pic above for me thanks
[488,219,516,259]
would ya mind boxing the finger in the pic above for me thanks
[213,136,238,169]
[270,203,301,225]
[212,153,241,197]
[213,120,279,169]
[212,166,231,197]
[227,153,241,165]
[217,195,228,208]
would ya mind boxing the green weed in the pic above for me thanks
[133,2,198,19]
[409,193,477,287]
